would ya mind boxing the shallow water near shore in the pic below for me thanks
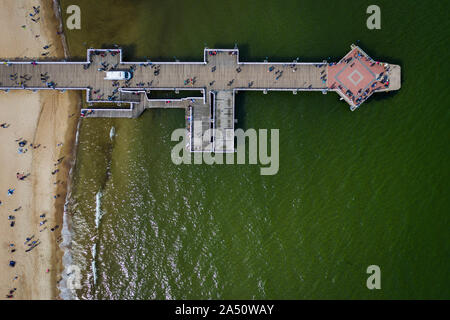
[63,0,449,299]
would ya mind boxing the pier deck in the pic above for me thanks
[0,45,401,152]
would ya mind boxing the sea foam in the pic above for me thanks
[95,190,103,229]
[110,126,115,140]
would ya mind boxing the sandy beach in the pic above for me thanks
[0,0,79,299]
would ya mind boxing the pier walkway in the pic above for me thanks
[0,44,401,152]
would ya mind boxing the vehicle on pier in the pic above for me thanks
[104,71,132,80]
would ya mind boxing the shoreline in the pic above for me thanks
[0,0,80,299]
[58,118,81,300]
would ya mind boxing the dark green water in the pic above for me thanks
[63,0,449,299]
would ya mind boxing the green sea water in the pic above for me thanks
[62,0,449,299]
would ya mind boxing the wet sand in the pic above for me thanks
[0,0,80,299]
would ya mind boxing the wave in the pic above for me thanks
[58,200,75,300]
[95,190,103,229]
[91,243,97,286]
[110,126,115,141]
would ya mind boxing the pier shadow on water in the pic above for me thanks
[234,92,248,130]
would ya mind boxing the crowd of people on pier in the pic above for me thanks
[328,48,391,108]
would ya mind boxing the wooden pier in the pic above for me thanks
[0,45,401,152]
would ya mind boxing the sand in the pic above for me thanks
[0,0,80,299]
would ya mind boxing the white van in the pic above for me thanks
[104,71,132,80]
